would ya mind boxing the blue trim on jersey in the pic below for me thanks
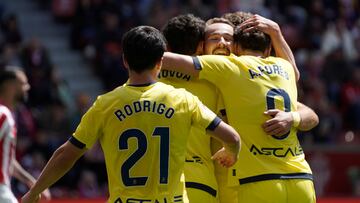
[206,116,221,131]
[271,132,290,140]
[239,173,313,185]
[192,56,202,70]
[174,195,183,202]
[185,182,217,197]
[69,136,86,149]
[127,82,156,87]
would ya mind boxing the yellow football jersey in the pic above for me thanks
[158,70,222,197]
[197,54,312,187]
[73,82,219,202]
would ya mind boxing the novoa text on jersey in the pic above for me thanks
[249,64,289,80]
[158,70,192,81]
[114,100,175,121]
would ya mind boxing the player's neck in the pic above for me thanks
[128,70,158,86]
[240,50,265,58]
[0,97,14,111]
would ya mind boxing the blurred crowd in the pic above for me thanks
[0,0,359,198]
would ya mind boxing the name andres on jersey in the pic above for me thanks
[114,100,175,121]
[249,64,289,80]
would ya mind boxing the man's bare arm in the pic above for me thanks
[296,102,319,131]
[262,102,319,136]
[239,14,300,81]
[162,52,200,77]
[208,121,240,168]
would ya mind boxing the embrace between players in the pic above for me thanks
[22,11,319,203]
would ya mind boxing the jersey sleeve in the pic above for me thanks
[0,112,12,140]
[185,91,221,131]
[196,55,237,85]
[72,97,103,149]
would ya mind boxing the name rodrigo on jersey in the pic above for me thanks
[114,100,175,121]
[249,64,289,80]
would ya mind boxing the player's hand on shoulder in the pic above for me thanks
[262,109,292,137]
[212,147,238,168]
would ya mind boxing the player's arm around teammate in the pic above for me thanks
[262,102,319,136]
[162,51,319,137]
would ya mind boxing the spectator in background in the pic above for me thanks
[37,99,71,151]
[95,11,128,90]
[0,14,22,48]
[70,0,99,50]
[77,169,103,198]
[69,92,91,131]
[348,167,360,197]
[0,43,21,67]
[20,38,54,107]
[341,67,360,134]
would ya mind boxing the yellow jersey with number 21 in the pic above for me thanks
[73,82,219,202]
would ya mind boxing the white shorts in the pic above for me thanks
[0,184,18,203]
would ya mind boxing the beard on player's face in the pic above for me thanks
[212,47,231,55]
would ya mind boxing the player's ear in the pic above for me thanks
[122,54,129,70]
[234,43,242,56]
[195,40,204,55]
[166,45,172,52]
[156,56,163,70]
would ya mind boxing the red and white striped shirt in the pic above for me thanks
[0,105,16,186]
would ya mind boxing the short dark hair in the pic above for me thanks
[222,12,253,27]
[0,69,17,87]
[122,26,166,73]
[162,14,205,55]
[234,26,271,52]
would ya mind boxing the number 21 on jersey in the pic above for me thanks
[119,127,170,186]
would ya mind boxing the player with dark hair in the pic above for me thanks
[222,11,253,27]
[162,14,205,55]
[21,26,241,203]
[161,14,223,203]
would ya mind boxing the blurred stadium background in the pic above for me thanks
[0,0,359,202]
